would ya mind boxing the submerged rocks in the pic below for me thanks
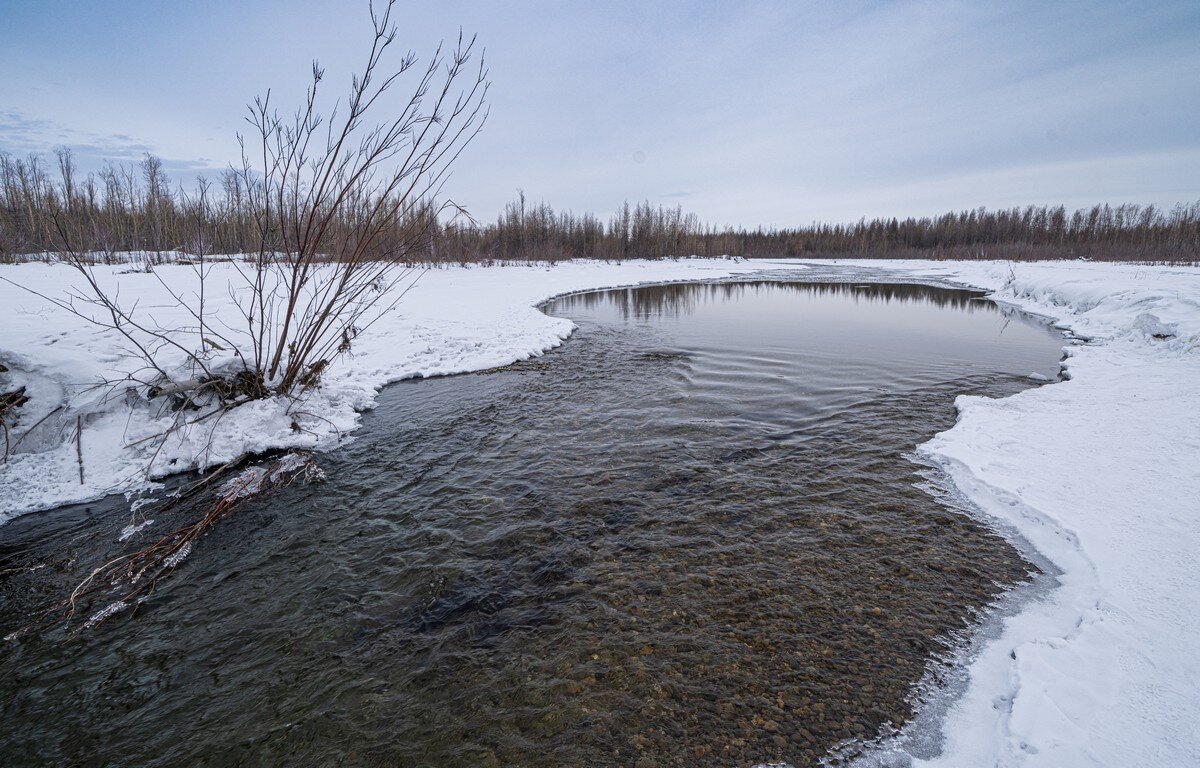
[0,281,1061,767]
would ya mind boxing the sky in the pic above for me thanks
[1,0,1197,227]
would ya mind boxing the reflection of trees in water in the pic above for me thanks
[558,281,988,321]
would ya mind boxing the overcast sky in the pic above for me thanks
[2,0,1197,227]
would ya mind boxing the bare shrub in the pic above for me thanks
[11,0,488,411]
[1,1,489,636]
[230,11,486,393]
[7,451,324,638]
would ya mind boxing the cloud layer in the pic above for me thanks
[2,0,1196,225]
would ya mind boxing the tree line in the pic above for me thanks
[3,150,1197,264]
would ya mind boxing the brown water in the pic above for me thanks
[0,279,1067,767]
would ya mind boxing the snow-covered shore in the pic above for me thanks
[0,258,769,518]
[839,260,1200,768]
[2,257,1198,766]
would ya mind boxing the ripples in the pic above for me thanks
[0,281,1067,767]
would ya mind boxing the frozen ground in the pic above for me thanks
[1,256,1198,766]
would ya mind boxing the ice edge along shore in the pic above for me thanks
[1,257,1198,767]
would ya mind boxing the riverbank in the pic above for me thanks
[839,259,1200,768]
[2,257,1198,766]
[0,258,766,519]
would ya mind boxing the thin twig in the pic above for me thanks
[75,414,84,484]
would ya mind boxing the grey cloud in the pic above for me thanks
[0,110,223,180]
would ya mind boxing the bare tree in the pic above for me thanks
[12,0,489,410]
[232,0,489,396]
[2,0,490,636]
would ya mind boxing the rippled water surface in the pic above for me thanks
[0,278,1067,767]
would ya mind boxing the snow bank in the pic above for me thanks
[2,256,1198,766]
[836,259,1200,768]
[0,257,767,518]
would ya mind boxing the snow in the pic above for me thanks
[2,255,1199,765]
[834,259,1200,768]
[0,257,766,518]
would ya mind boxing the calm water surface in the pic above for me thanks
[0,279,1067,767]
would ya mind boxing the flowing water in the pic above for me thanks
[0,277,1068,767]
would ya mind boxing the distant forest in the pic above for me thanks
[3,151,1197,264]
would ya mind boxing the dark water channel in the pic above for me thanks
[0,279,1067,767]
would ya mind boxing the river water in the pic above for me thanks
[0,277,1067,767]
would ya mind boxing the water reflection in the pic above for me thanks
[0,281,1068,768]
[568,281,989,321]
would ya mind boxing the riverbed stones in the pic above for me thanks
[0,282,1059,768]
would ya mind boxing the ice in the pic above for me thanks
[162,541,192,568]
[83,600,130,629]
[0,257,765,519]
[117,518,154,542]
[836,259,1200,767]
[2,255,1199,765]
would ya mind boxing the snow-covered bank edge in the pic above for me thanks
[3,257,1198,766]
[837,259,1200,767]
[0,258,772,519]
